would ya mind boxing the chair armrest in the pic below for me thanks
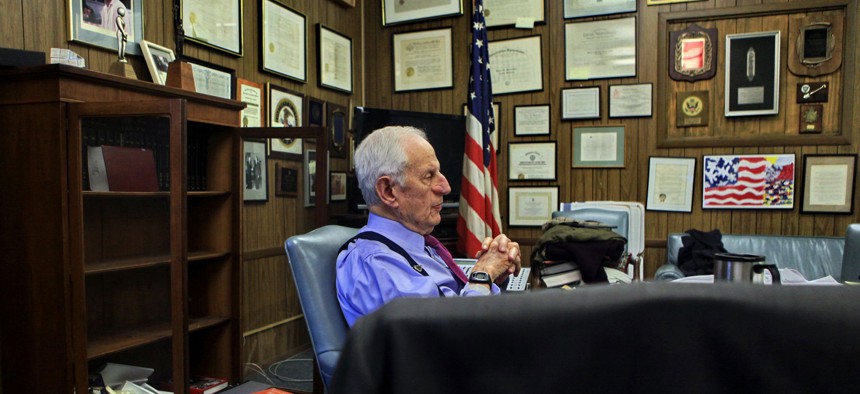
[654,264,685,281]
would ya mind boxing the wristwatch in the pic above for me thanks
[468,271,493,286]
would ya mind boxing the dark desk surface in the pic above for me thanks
[331,283,860,394]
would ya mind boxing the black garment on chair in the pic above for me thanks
[678,229,727,276]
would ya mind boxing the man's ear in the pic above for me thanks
[375,176,399,208]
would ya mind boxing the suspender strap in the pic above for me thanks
[340,231,445,296]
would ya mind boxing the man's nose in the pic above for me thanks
[435,173,452,195]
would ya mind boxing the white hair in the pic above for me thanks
[355,125,427,206]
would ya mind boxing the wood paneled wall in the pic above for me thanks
[361,0,860,276]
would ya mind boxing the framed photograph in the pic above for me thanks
[268,83,304,160]
[261,0,306,82]
[463,101,501,152]
[140,40,175,85]
[565,17,636,80]
[69,0,144,56]
[330,171,347,202]
[646,157,696,212]
[275,164,298,197]
[304,148,317,207]
[243,139,268,202]
[318,24,353,93]
[669,24,717,82]
[508,186,559,227]
[561,87,600,120]
[572,126,625,168]
[393,28,453,92]
[725,31,781,117]
[327,102,348,158]
[182,0,242,55]
[801,154,856,214]
[185,57,235,100]
[564,0,636,19]
[514,105,550,136]
[484,0,545,28]
[236,78,264,127]
[609,83,652,118]
[488,35,544,95]
[703,154,795,209]
[306,96,325,127]
[508,142,557,181]
[382,0,463,26]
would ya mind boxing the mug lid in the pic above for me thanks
[713,252,766,262]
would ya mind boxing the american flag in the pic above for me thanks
[457,0,501,257]
[703,155,795,207]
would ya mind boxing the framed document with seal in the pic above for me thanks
[268,83,304,160]
[725,31,780,117]
[676,91,709,127]
[484,0,545,28]
[317,23,353,93]
[488,35,544,95]
[508,142,556,181]
[561,87,600,120]
[572,126,625,168]
[393,28,453,92]
[514,105,550,136]
[800,154,856,214]
[183,0,242,55]
[261,0,306,82]
[609,83,652,118]
[646,156,696,212]
[508,186,558,227]
[564,17,636,80]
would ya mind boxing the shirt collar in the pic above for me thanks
[365,213,427,254]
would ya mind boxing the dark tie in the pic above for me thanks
[424,234,469,284]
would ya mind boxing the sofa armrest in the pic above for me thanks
[655,264,685,281]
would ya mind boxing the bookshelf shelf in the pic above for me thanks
[87,322,173,360]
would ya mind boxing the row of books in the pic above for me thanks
[538,261,583,288]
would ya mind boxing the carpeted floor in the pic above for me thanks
[245,348,314,393]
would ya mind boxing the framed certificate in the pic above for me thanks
[268,83,304,160]
[318,24,353,93]
[508,142,557,181]
[572,126,625,168]
[800,154,856,214]
[382,0,463,26]
[564,0,636,19]
[508,186,558,227]
[646,157,696,212]
[484,0,545,28]
[609,83,652,118]
[514,105,550,136]
[185,57,235,99]
[488,35,544,95]
[647,0,706,4]
[393,28,453,92]
[565,17,636,80]
[182,0,242,55]
[261,0,307,82]
[561,87,600,120]
[236,78,264,127]
[725,31,781,117]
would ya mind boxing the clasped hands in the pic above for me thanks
[472,234,522,286]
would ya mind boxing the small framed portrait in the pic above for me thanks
[243,139,268,202]
[330,171,347,202]
[140,40,175,85]
[275,163,298,197]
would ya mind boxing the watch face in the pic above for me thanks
[469,271,492,284]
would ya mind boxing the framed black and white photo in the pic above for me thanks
[801,154,856,214]
[484,0,545,28]
[261,0,306,82]
[304,149,316,207]
[182,0,242,55]
[268,83,304,160]
[508,142,557,181]
[572,126,625,168]
[185,57,235,99]
[725,31,781,117]
[565,17,636,80]
[563,0,636,19]
[243,139,268,202]
[609,83,653,118]
[330,171,347,202]
[508,186,559,227]
[70,0,144,56]
[488,35,544,95]
[561,87,600,120]
[514,105,550,136]
[140,40,175,85]
[318,24,353,93]
[382,0,463,26]
[393,28,453,92]
[646,157,696,212]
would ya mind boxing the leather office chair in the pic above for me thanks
[842,223,860,282]
[284,225,359,391]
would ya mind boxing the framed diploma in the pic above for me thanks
[70,0,144,56]
[327,102,348,158]
[393,28,454,92]
[563,0,636,19]
[561,87,600,120]
[800,154,856,214]
[185,57,235,99]
[268,83,304,160]
[236,78,264,127]
[725,31,780,117]
[182,0,242,55]
[702,154,795,210]
[565,17,636,80]
[669,24,717,82]
[508,186,558,227]
[514,105,550,136]
[484,0,545,28]
[572,126,625,168]
[318,24,353,93]
[382,0,463,26]
[140,41,175,85]
[609,83,652,118]
[488,35,544,95]
[243,139,268,202]
[646,157,696,212]
[508,142,557,181]
[261,0,307,82]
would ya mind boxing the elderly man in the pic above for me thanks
[336,125,521,327]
